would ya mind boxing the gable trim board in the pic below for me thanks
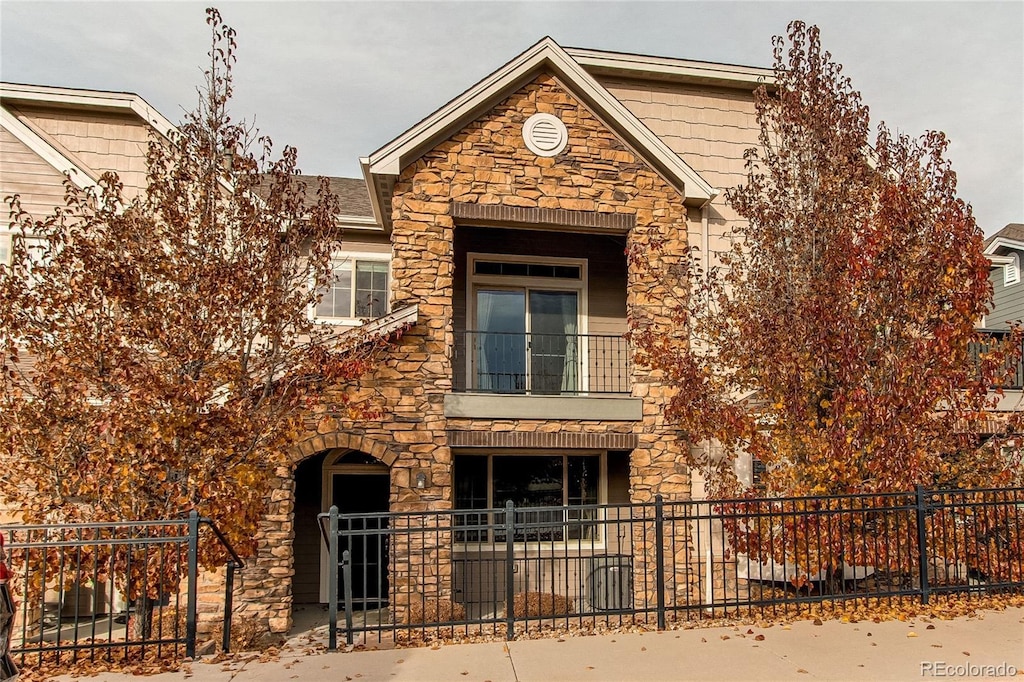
[985,237,1024,255]
[565,47,774,90]
[365,37,718,231]
[0,82,176,140]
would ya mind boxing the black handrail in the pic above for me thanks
[453,330,630,395]
[969,329,1024,389]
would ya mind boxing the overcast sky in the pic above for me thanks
[2,1,1021,233]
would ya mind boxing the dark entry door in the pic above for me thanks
[332,473,389,608]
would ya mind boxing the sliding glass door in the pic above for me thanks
[474,288,579,394]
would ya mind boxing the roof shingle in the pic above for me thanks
[256,175,374,218]
[985,223,1024,248]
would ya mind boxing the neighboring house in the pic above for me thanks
[0,82,178,260]
[0,84,176,526]
[4,40,768,633]
[983,223,1024,330]
[977,223,1024,417]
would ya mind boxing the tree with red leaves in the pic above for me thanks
[633,21,1024,586]
[635,21,1022,501]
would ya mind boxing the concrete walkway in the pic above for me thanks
[59,608,1023,681]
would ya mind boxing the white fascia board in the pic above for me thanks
[0,82,176,141]
[565,47,773,88]
[366,38,714,203]
[989,254,1014,266]
[0,105,97,192]
[328,304,418,349]
[984,237,1024,255]
[360,157,386,227]
[337,214,383,231]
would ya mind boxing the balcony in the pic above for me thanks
[453,331,629,395]
[969,329,1024,390]
[445,331,640,421]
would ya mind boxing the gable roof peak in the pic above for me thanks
[364,37,716,228]
[984,223,1024,252]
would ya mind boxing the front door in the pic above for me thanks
[332,473,389,609]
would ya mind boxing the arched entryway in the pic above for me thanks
[293,447,391,607]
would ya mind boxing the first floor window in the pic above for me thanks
[454,453,600,542]
[316,257,389,321]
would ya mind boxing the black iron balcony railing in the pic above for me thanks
[969,329,1024,389]
[453,331,629,395]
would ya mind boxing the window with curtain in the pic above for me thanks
[469,254,586,395]
[453,453,600,542]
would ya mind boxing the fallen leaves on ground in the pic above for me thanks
[15,593,1023,679]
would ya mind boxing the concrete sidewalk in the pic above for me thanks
[61,608,1023,681]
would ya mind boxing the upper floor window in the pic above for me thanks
[1,233,49,278]
[315,254,390,323]
[1005,254,1020,287]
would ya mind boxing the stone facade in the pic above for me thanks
[233,72,699,633]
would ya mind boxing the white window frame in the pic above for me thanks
[467,252,589,393]
[1,232,50,282]
[452,450,608,550]
[311,251,391,326]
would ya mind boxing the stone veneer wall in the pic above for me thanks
[389,72,692,503]
[225,72,696,634]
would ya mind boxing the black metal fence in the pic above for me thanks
[319,486,1024,646]
[452,331,630,395]
[0,512,244,669]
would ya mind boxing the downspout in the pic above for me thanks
[698,190,719,493]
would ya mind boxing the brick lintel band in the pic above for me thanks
[450,201,635,233]
[446,429,638,450]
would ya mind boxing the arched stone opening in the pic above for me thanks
[292,447,391,605]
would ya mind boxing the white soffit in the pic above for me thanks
[366,37,715,204]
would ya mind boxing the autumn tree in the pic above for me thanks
[637,21,1022,499]
[632,22,1023,578]
[626,22,1019,585]
[0,8,385,621]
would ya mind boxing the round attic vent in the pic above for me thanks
[523,113,568,157]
